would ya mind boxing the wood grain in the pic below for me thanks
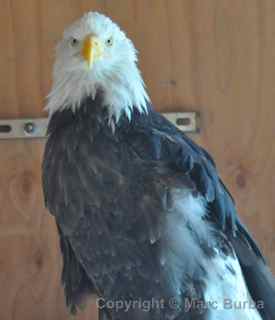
[0,1,275,319]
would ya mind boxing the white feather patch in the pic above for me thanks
[161,190,213,295]
[205,253,262,320]
[161,190,262,319]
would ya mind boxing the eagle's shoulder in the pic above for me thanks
[119,109,233,223]
[118,106,264,258]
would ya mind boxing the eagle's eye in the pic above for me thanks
[70,37,79,47]
[106,37,113,47]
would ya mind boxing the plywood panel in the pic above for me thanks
[0,1,275,319]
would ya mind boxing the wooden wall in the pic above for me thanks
[1,1,275,319]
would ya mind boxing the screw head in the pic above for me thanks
[24,122,36,134]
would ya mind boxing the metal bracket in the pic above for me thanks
[162,112,198,133]
[0,112,198,140]
[0,118,48,139]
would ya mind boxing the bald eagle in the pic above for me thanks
[42,12,275,320]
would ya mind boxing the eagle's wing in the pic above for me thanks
[43,106,275,319]
[120,108,275,319]
[43,113,173,318]
[123,109,252,243]
[42,125,100,314]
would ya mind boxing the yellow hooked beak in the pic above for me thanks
[81,36,104,69]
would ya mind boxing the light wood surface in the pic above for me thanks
[0,1,275,319]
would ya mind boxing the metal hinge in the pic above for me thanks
[0,112,198,140]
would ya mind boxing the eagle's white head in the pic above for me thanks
[46,12,150,122]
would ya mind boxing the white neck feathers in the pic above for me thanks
[45,60,150,122]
